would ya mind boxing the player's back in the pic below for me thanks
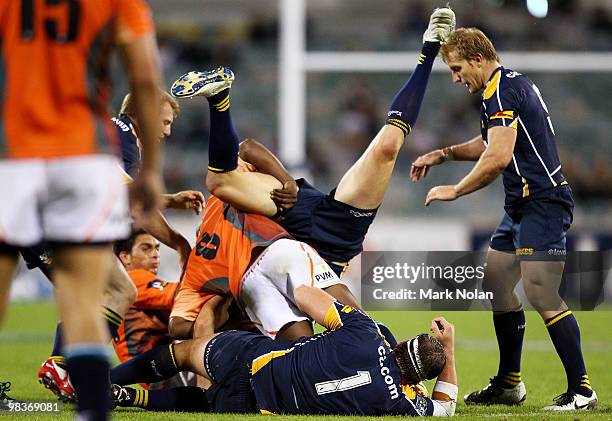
[0,0,152,159]
[185,196,289,296]
[250,303,434,416]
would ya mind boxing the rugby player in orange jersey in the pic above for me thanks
[0,1,164,419]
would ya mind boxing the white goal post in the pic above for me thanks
[278,0,612,169]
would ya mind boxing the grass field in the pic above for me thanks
[1,302,610,420]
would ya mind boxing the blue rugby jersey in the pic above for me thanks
[480,67,569,206]
[250,302,434,416]
[111,115,141,180]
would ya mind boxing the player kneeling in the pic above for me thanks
[110,286,457,416]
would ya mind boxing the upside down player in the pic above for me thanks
[111,285,458,416]
[168,6,456,341]
[0,1,165,419]
[411,28,597,411]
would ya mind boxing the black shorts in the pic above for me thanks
[203,330,270,413]
[491,186,574,261]
[19,242,52,279]
[276,179,378,276]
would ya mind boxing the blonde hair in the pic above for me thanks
[440,28,500,63]
[119,89,180,119]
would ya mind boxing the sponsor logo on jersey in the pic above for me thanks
[112,117,131,132]
[387,110,402,117]
[490,110,515,120]
[378,346,399,400]
[350,210,374,218]
[415,394,428,415]
[147,280,168,291]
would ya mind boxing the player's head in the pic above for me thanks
[440,28,500,94]
[394,334,446,385]
[119,89,180,141]
[114,230,161,274]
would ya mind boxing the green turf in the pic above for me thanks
[1,302,610,419]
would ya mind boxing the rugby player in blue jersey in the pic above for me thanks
[110,285,458,416]
[410,28,596,411]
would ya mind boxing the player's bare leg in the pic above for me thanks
[169,316,195,340]
[0,248,18,326]
[102,258,138,324]
[52,245,114,415]
[276,320,313,341]
[521,260,597,410]
[464,249,527,405]
[335,125,405,209]
[335,8,455,209]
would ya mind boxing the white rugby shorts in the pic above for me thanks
[0,155,130,246]
[239,238,343,338]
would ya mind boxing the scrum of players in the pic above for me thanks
[0,1,596,419]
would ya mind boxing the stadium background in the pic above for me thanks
[2,1,611,418]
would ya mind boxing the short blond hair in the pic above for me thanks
[440,28,500,63]
[119,89,180,119]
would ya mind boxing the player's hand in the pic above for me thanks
[425,185,458,206]
[410,149,445,182]
[430,317,455,353]
[271,180,299,212]
[130,171,164,228]
[166,190,206,214]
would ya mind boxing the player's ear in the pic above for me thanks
[118,250,131,267]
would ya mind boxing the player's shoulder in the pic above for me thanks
[127,268,158,286]
[111,116,133,133]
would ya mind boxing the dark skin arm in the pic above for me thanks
[239,138,298,211]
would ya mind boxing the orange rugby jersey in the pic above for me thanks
[113,269,177,363]
[182,196,291,298]
[0,0,154,159]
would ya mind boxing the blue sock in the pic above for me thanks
[50,321,64,359]
[386,41,440,136]
[207,89,239,173]
[119,386,210,412]
[64,344,110,421]
[111,344,180,386]
[493,310,525,388]
[101,306,122,342]
[546,310,592,396]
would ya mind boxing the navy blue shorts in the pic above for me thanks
[276,179,378,276]
[19,242,52,279]
[490,186,574,261]
[203,330,271,413]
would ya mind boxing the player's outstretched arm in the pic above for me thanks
[141,210,191,268]
[410,134,486,182]
[430,317,458,417]
[425,127,516,206]
[162,190,205,214]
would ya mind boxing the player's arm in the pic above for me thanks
[410,134,486,182]
[425,126,516,205]
[429,317,458,417]
[161,191,205,215]
[239,139,299,211]
[117,17,164,224]
[193,295,232,338]
[141,211,191,269]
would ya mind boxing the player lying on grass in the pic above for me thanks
[411,28,597,411]
[111,285,458,416]
[30,90,204,402]
[168,6,456,341]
